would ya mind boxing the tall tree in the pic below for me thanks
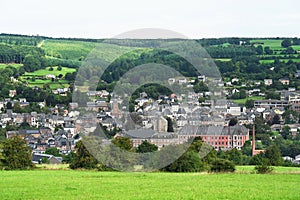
[69,140,98,169]
[0,136,34,170]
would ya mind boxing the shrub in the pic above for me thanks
[210,159,235,173]
[254,159,274,174]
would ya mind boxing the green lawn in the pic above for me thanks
[0,63,23,69]
[260,58,300,64]
[23,66,76,77]
[0,170,299,199]
[251,39,284,50]
[233,96,263,105]
[19,67,75,89]
[214,58,232,62]
[41,39,137,62]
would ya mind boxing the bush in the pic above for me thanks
[210,159,235,173]
[254,163,274,174]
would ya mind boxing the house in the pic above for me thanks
[178,78,187,84]
[32,153,62,164]
[198,75,206,82]
[264,79,273,86]
[9,90,17,98]
[279,78,290,85]
[294,154,300,164]
[254,100,289,109]
[294,70,300,78]
[231,78,239,83]
[45,74,56,79]
[152,116,168,133]
[227,104,243,116]
[168,78,176,85]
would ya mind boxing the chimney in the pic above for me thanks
[252,125,255,157]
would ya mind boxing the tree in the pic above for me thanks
[69,140,98,169]
[245,99,254,109]
[6,101,12,109]
[57,66,62,71]
[45,147,61,156]
[264,46,273,55]
[280,126,291,139]
[264,145,283,166]
[162,150,204,172]
[286,47,295,54]
[111,136,133,151]
[210,159,235,173]
[0,136,34,170]
[281,39,292,48]
[229,118,238,126]
[137,140,158,153]
[166,117,174,132]
[256,45,263,55]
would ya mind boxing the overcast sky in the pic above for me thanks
[1,0,300,39]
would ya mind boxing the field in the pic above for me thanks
[250,39,284,50]
[260,58,300,64]
[41,39,138,62]
[233,96,263,105]
[0,168,300,200]
[20,67,76,89]
[23,66,76,77]
[0,63,23,69]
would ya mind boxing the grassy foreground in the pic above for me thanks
[0,168,300,200]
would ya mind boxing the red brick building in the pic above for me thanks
[178,124,249,150]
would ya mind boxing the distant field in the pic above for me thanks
[0,170,299,200]
[251,39,284,50]
[233,96,263,105]
[19,67,76,89]
[23,66,76,77]
[260,58,300,64]
[0,63,23,69]
[41,39,138,62]
[41,40,98,60]
[214,58,232,62]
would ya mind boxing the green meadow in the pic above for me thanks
[41,39,138,62]
[0,168,299,200]
[19,67,76,89]
[251,39,284,50]
[233,96,263,105]
[259,58,300,64]
[0,63,23,69]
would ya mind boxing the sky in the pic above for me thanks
[1,0,300,39]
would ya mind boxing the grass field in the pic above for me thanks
[23,66,76,77]
[0,169,299,200]
[19,67,76,89]
[250,39,284,50]
[0,63,23,69]
[260,58,300,64]
[41,39,137,62]
[233,96,263,105]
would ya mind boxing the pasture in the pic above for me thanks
[251,39,284,50]
[23,66,76,77]
[0,63,23,69]
[20,67,76,89]
[0,169,299,200]
[41,39,138,62]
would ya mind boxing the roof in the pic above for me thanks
[178,125,248,136]
[125,129,155,139]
